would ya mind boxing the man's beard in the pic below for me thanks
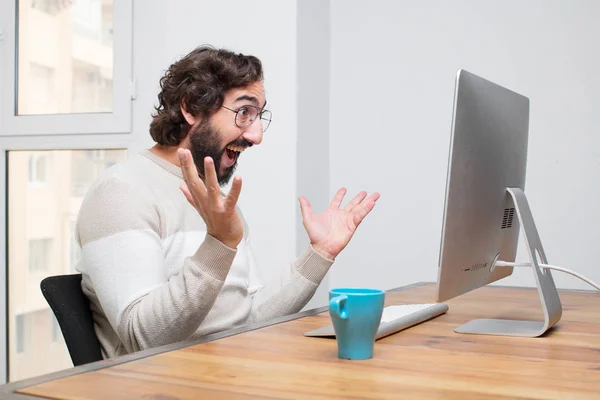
[188,119,250,186]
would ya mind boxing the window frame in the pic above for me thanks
[0,0,134,135]
[0,134,137,383]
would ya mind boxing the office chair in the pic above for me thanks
[40,274,103,366]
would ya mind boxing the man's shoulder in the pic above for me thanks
[76,154,165,245]
[84,152,167,203]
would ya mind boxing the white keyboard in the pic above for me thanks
[304,303,449,340]
[381,304,440,323]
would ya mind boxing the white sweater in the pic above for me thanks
[75,150,334,358]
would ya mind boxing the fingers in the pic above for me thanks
[329,187,347,208]
[353,199,377,227]
[298,196,314,222]
[355,192,380,210]
[178,148,207,205]
[204,157,221,203]
[343,191,367,212]
[224,176,242,211]
[352,192,380,226]
[364,192,381,205]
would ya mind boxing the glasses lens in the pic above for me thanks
[260,110,272,132]
[235,106,258,128]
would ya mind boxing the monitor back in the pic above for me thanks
[436,70,530,302]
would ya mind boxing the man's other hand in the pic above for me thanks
[299,188,380,260]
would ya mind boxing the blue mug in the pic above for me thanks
[329,288,385,360]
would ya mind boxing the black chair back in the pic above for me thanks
[40,274,103,366]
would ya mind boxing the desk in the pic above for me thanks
[2,282,599,399]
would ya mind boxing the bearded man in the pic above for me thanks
[75,45,379,358]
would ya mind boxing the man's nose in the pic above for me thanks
[242,119,263,145]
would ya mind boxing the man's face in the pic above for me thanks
[187,81,267,186]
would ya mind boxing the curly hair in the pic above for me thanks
[149,45,264,146]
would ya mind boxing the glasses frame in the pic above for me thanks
[221,105,272,132]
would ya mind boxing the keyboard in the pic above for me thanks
[381,303,442,323]
[304,303,449,340]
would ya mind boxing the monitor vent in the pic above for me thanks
[501,207,515,229]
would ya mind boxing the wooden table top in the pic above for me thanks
[3,282,600,399]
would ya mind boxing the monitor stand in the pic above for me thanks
[454,187,562,337]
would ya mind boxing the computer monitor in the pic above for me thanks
[436,70,562,337]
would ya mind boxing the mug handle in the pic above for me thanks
[329,295,349,320]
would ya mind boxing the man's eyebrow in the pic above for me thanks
[234,95,259,105]
[234,95,267,109]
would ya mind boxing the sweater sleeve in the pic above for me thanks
[245,231,334,323]
[76,177,237,353]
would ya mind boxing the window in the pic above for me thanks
[11,309,63,378]
[71,61,113,114]
[19,0,113,115]
[15,316,25,354]
[8,148,128,382]
[1,0,134,383]
[27,63,56,114]
[31,0,63,16]
[101,6,114,47]
[28,153,51,184]
[51,316,61,343]
[72,0,102,40]
[0,0,133,135]
[28,239,53,273]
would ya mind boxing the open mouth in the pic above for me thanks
[222,144,247,168]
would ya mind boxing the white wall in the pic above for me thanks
[132,0,300,292]
[328,0,600,292]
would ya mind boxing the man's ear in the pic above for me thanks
[180,98,199,126]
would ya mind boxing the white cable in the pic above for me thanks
[495,261,600,291]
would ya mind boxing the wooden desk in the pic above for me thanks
[2,283,599,399]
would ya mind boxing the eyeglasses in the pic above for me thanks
[222,105,272,132]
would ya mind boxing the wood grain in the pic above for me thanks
[16,284,600,399]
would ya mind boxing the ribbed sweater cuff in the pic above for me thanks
[190,233,237,281]
[294,244,335,284]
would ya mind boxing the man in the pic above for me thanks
[76,45,379,358]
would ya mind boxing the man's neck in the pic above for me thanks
[149,144,183,167]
